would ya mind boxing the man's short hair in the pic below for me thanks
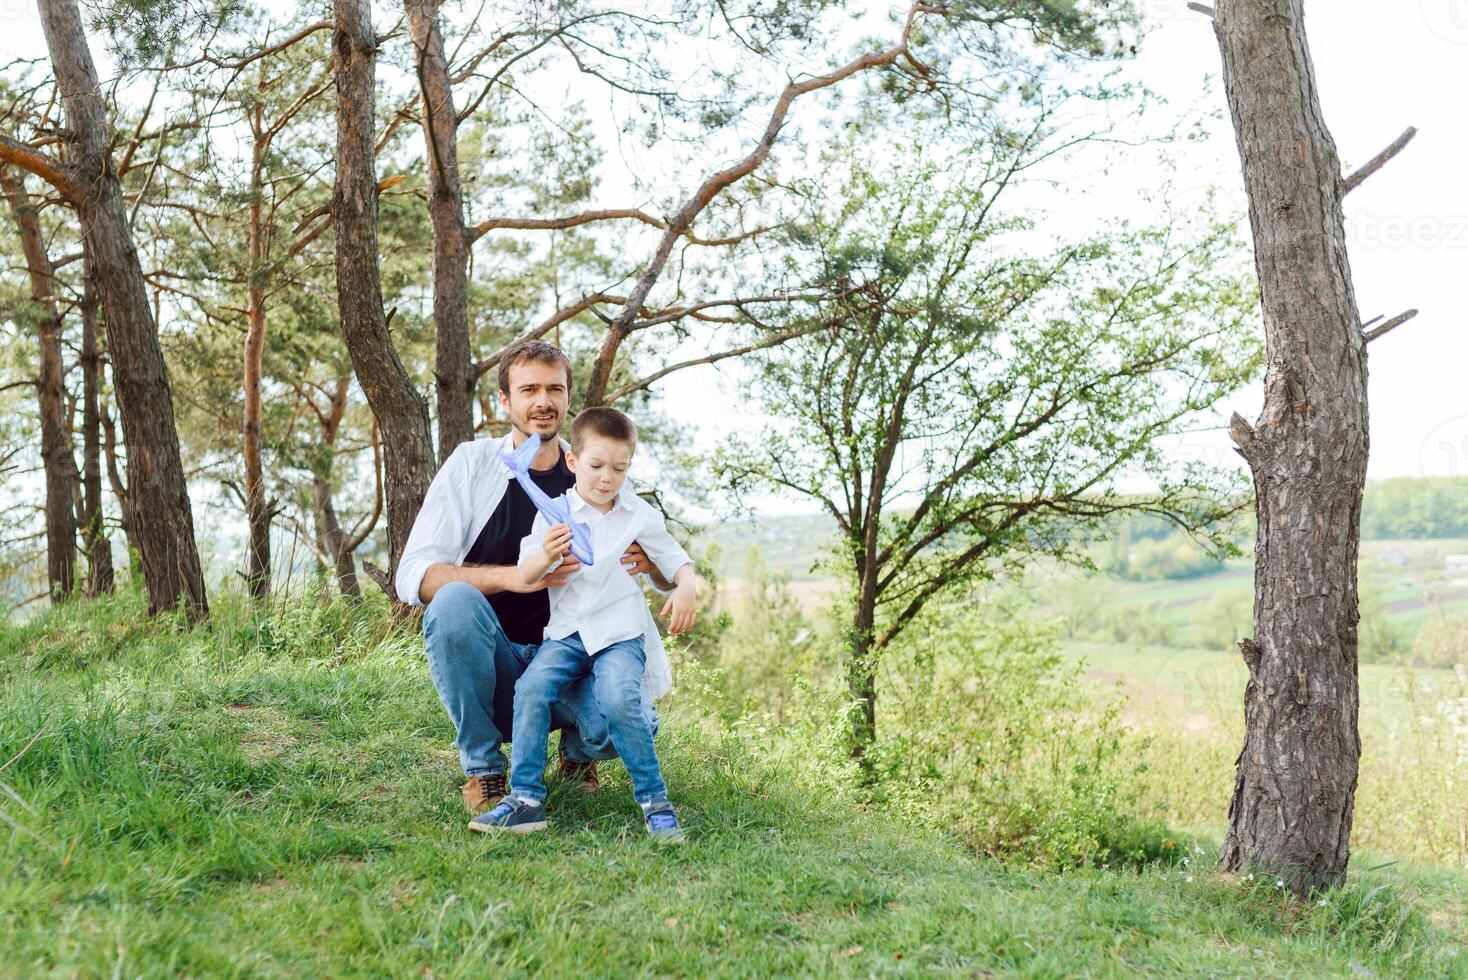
[570,406,637,454]
[497,340,573,395]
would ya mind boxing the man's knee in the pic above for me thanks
[424,581,489,644]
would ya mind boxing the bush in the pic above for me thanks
[683,588,1175,870]
[1409,614,1468,669]
[869,598,1172,869]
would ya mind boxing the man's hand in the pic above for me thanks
[512,545,582,593]
[621,541,673,590]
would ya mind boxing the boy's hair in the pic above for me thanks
[570,406,637,454]
[497,340,573,395]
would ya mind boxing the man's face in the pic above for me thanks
[567,435,634,508]
[499,358,570,442]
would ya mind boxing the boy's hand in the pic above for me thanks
[542,523,572,561]
[659,584,697,636]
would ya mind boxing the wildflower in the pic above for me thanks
[1275,879,1285,889]
[1185,875,1194,883]
[1318,899,1329,907]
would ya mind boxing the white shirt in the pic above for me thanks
[519,488,692,698]
[395,432,684,699]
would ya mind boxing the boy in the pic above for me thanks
[470,406,696,841]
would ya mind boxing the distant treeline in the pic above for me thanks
[1096,477,1468,581]
[1359,478,1468,540]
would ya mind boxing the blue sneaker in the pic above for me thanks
[469,796,547,834]
[642,801,685,843]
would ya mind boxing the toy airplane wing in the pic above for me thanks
[500,434,595,567]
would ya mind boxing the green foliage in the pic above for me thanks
[1105,530,1227,582]
[1361,478,1468,540]
[868,598,1174,870]
[690,547,826,724]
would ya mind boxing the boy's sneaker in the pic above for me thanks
[468,796,547,834]
[461,772,507,814]
[642,800,685,843]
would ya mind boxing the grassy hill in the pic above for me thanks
[0,594,1464,976]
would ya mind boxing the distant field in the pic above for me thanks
[704,517,1468,654]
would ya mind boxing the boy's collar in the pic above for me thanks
[568,487,630,515]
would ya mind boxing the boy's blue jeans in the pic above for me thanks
[510,632,668,804]
[422,582,657,777]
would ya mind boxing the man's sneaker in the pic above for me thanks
[642,801,685,843]
[461,772,507,814]
[469,796,548,834]
[557,741,601,793]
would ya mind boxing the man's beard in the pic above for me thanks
[510,408,561,440]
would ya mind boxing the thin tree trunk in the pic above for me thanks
[310,376,362,597]
[332,0,436,595]
[1212,0,1365,895]
[98,389,141,576]
[79,254,114,595]
[38,0,207,619]
[313,474,361,597]
[405,0,474,459]
[847,564,880,768]
[1,165,78,602]
[243,75,272,600]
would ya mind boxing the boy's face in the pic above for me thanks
[499,359,570,443]
[567,435,634,508]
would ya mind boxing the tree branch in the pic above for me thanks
[602,324,827,403]
[473,291,628,378]
[1343,127,1417,194]
[0,138,79,203]
[580,0,938,405]
[1363,308,1418,343]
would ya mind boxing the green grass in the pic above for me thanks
[1,592,1465,977]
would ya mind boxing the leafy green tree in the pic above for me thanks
[715,113,1260,762]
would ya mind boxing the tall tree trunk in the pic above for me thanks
[79,254,114,596]
[1,165,78,602]
[38,0,207,619]
[405,0,474,460]
[332,0,435,593]
[1212,0,1365,895]
[243,80,272,600]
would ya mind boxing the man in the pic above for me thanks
[396,340,673,814]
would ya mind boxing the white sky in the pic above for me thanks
[4,0,1465,527]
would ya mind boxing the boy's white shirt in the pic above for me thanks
[395,431,683,699]
[518,487,692,701]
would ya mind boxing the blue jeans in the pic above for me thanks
[510,632,668,804]
[422,582,657,777]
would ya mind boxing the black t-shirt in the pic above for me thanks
[464,447,576,644]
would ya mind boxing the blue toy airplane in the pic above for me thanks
[500,434,595,568]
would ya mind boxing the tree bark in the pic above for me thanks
[1212,0,1366,895]
[332,0,436,592]
[405,0,474,460]
[1,165,78,603]
[244,72,272,600]
[847,560,880,769]
[79,253,114,596]
[38,0,207,619]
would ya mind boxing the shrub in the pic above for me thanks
[868,597,1172,869]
